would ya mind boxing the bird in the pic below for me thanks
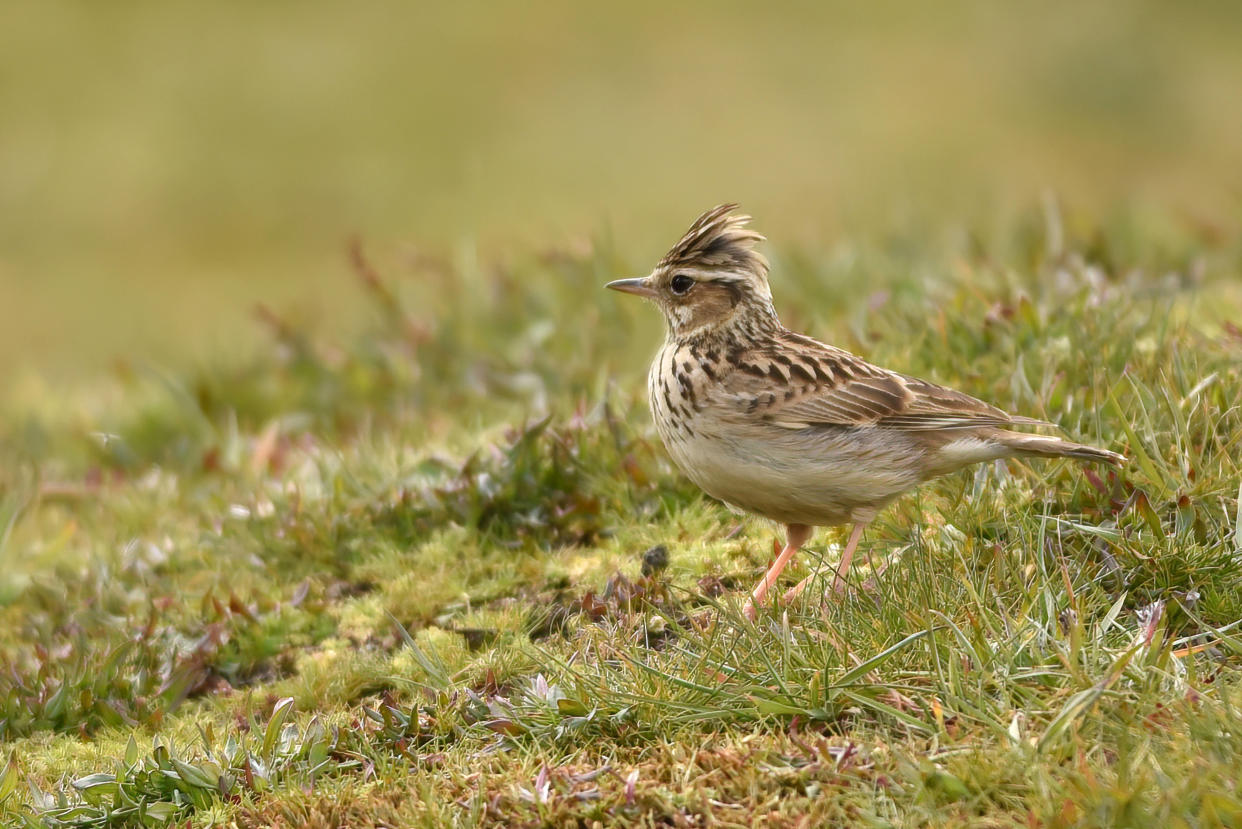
[606,204,1124,620]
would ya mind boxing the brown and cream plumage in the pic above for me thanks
[608,204,1124,619]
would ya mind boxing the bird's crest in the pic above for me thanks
[658,203,768,279]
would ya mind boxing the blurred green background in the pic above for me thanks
[3,0,1241,390]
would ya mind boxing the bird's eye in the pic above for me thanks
[670,274,695,296]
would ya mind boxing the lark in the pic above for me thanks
[607,204,1124,620]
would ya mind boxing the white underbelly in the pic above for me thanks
[663,422,921,527]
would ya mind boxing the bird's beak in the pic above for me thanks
[605,276,657,299]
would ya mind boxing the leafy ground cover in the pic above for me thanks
[1,203,1241,826]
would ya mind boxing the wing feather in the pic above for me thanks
[719,331,1046,432]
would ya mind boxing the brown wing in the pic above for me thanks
[719,330,1044,431]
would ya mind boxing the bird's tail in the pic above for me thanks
[994,431,1125,467]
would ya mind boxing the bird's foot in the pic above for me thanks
[780,570,845,607]
[781,565,885,608]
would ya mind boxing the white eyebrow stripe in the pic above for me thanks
[670,267,747,283]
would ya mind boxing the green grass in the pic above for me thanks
[2,201,1241,826]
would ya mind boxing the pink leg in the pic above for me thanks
[781,522,867,606]
[743,524,814,620]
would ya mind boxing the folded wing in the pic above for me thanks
[720,331,1048,432]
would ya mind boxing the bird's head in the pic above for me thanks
[607,204,778,340]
